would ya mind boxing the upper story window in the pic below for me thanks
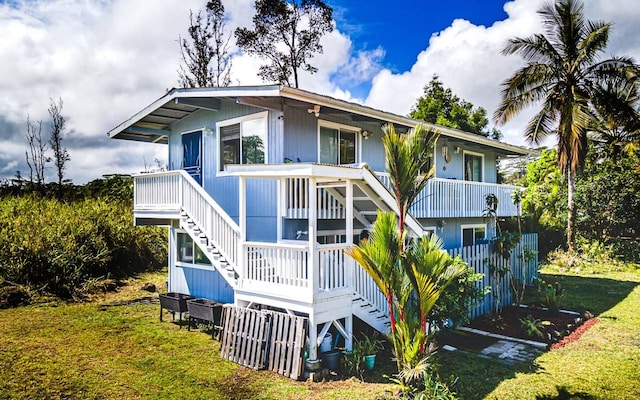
[318,121,358,165]
[463,151,484,182]
[219,111,268,171]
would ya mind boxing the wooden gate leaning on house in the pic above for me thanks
[219,305,307,380]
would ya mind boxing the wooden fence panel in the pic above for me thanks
[220,305,271,370]
[220,306,307,380]
[447,233,539,319]
[266,311,307,380]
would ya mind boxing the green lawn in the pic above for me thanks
[0,272,394,400]
[1,263,639,399]
[439,263,640,399]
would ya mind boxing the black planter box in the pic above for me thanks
[159,292,194,326]
[187,298,223,338]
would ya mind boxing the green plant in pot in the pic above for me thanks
[359,333,383,370]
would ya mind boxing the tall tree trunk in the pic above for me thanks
[567,168,576,253]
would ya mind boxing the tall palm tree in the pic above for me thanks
[590,77,640,156]
[494,0,638,252]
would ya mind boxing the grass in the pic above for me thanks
[1,262,640,399]
[0,271,394,400]
[439,262,640,399]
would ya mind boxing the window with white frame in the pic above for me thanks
[463,151,484,182]
[218,112,267,171]
[177,232,211,266]
[318,121,358,165]
[461,224,486,247]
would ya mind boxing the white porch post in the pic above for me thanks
[345,179,354,351]
[308,177,318,292]
[308,177,318,360]
[277,178,284,241]
[237,176,246,290]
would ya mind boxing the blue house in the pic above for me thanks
[108,85,536,360]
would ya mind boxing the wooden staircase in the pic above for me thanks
[180,211,239,285]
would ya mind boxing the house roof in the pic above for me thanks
[107,84,533,156]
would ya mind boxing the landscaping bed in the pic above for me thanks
[465,305,594,346]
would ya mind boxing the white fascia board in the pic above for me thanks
[107,85,283,139]
[226,163,365,180]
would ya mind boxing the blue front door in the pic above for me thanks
[183,131,202,185]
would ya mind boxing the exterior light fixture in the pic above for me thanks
[361,130,372,140]
[307,104,320,117]
[203,126,214,136]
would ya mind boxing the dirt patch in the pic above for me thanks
[466,305,592,345]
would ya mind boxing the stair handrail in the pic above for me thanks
[178,170,241,268]
[359,165,426,238]
[178,170,240,233]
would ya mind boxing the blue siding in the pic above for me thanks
[168,100,280,242]
[419,217,497,249]
[167,228,234,303]
[182,267,234,303]
[433,137,498,183]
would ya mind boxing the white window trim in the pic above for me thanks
[317,119,361,165]
[460,223,487,246]
[462,150,485,182]
[423,226,437,235]
[217,111,269,175]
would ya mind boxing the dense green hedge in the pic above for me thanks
[0,195,167,298]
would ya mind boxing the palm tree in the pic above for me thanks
[347,124,466,372]
[494,0,638,252]
[382,123,437,242]
[590,77,640,156]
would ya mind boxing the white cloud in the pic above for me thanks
[365,0,640,147]
[2,0,640,184]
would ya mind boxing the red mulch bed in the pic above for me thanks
[549,317,599,349]
[466,305,593,347]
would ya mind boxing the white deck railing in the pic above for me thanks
[134,170,241,268]
[376,173,522,218]
[285,178,345,219]
[243,242,309,288]
[318,244,352,291]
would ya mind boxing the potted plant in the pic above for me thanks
[358,333,383,370]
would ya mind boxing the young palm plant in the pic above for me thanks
[347,123,467,382]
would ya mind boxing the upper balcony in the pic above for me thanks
[376,174,522,219]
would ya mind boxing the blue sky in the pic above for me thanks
[331,0,509,72]
[0,0,639,183]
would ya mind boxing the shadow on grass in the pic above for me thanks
[535,385,594,399]
[438,273,638,399]
[537,273,639,316]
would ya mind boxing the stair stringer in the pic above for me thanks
[179,211,239,288]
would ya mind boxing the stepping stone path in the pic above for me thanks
[479,340,544,365]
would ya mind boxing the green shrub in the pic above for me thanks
[0,195,166,298]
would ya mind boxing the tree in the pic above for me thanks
[494,0,638,252]
[178,0,232,88]
[346,124,467,384]
[410,75,502,139]
[234,0,333,88]
[25,116,49,187]
[576,145,640,258]
[589,76,640,156]
[48,97,70,194]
